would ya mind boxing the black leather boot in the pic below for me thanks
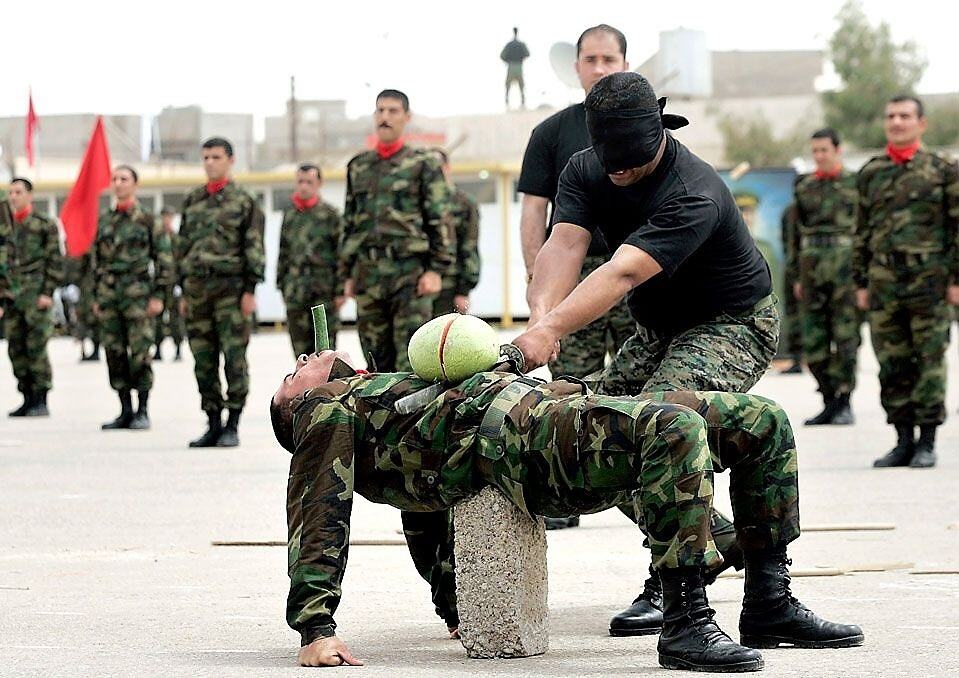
[174,343,183,361]
[153,342,163,361]
[9,389,31,417]
[610,564,663,636]
[658,567,763,672]
[873,424,914,467]
[544,516,580,530]
[102,390,134,429]
[804,394,837,425]
[189,410,222,447]
[129,391,151,430]
[910,425,937,468]
[829,393,854,425]
[24,390,49,417]
[739,550,864,649]
[216,409,241,447]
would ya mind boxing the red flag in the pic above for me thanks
[60,116,112,257]
[25,91,39,167]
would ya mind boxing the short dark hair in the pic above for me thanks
[10,177,33,192]
[202,136,234,157]
[584,72,657,112]
[376,89,410,112]
[114,164,139,183]
[297,163,322,180]
[811,128,841,147]
[888,94,924,118]
[576,24,627,58]
[270,397,295,453]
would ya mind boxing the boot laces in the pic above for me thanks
[633,573,661,604]
[688,607,732,647]
[777,557,812,616]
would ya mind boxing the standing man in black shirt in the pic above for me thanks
[513,72,780,641]
[518,24,637,531]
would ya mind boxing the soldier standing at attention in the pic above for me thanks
[176,137,265,448]
[154,206,185,362]
[791,129,860,426]
[93,166,173,430]
[3,178,64,417]
[855,96,959,469]
[500,27,530,108]
[277,163,344,357]
[432,149,480,316]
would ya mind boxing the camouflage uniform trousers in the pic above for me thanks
[551,253,636,380]
[183,278,253,413]
[799,246,861,396]
[598,294,781,558]
[76,289,100,345]
[782,274,802,358]
[355,256,434,372]
[867,256,951,425]
[3,300,54,394]
[155,289,185,347]
[287,302,340,358]
[100,286,156,393]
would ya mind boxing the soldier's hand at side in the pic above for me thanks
[297,636,364,667]
[343,279,355,299]
[453,295,470,313]
[333,296,347,312]
[948,285,959,306]
[92,302,102,319]
[240,292,256,318]
[855,288,869,311]
[147,298,164,318]
[793,282,803,302]
[416,271,442,296]
[0,306,4,320]
[178,298,188,317]
[36,294,53,310]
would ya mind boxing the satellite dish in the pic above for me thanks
[549,42,580,89]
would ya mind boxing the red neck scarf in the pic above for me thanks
[291,193,319,212]
[886,141,921,165]
[206,178,229,195]
[115,198,135,213]
[814,165,843,181]
[376,138,405,160]
[13,205,32,223]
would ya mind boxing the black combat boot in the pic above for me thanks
[9,389,32,417]
[128,391,151,430]
[102,390,134,429]
[24,391,50,417]
[804,393,838,425]
[153,342,163,361]
[174,342,183,361]
[873,424,914,467]
[544,516,580,530]
[658,567,763,672]
[829,393,854,425]
[610,564,664,636]
[216,409,241,447]
[189,410,223,447]
[910,424,937,468]
[81,341,101,362]
[739,549,864,648]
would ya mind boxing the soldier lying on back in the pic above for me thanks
[270,350,863,672]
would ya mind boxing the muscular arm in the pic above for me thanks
[525,223,589,322]
[520,194,550,275]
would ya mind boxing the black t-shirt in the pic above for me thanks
[552,135,772,333]
[517,103,608,256]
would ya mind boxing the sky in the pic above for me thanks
[5,0,957,124]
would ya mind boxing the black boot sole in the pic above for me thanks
[609,625,662,637]
[740,633,864,649]
[659,653,764,672]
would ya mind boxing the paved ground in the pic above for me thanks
[1,327,958,677]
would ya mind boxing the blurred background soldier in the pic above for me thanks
[791,128,860,425]
[432,149,480,316]
[75,249,101,361]
[154,206,185,361]
[277,163,344,356]
[500,27,529,109]
[4,177,64,417]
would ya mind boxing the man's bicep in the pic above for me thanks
[609,243,664,286]
[547,222,592,254]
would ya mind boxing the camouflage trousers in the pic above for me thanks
[3,300,54,394]
[799,246,861,396]
[76,291,100,344]
[100,294,155,393]
[782,273,802,357]
[155,292,185,346]
[355,257,434,372]
[183,279,253,412]
[551,253,636,380]
[286,302,340,359]
[868,262,950,425]
[401,510,458,627]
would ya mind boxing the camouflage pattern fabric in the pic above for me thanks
[854,150,959,425]
[790,173,861,396]
[75,252,100,346]
[432,188,480,318]
[93,202,174,393]
[780,204,802,358]
[284,368,800,644]
[0,193,10,301]
[155,231,185,347]
[400,509,458,628]
[177,182,265,413]
[3,211,63,394]
[278,200,343,356]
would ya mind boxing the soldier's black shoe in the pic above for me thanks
[102,390,134,430]
[128,391,151,430]
[216,409,241,447]
[610,565,663,636]
[8,392,31,417]
[189,410,223,447]
[153,344,163,361]
[910,425,937,468]
[174,344,183,361]
[544,516,580,530]
[658,567,763,672]
[740,550,864,649]
[24,391,49,417]
[873,424,915,467]
[804,395,837,425]
[829,393,854,425]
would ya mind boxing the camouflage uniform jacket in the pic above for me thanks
[338,146,455,280]
[0,195,11,300]
[277,200,343,306]
[853,149,959,288]
[788,171,857,280]
[176,181,266,293]
[446,188,481,295]
[93,203,174,303]
[5,210,64,308]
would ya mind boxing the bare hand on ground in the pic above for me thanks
[297,636,364,667]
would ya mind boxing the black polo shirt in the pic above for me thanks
[552,134,771,333]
